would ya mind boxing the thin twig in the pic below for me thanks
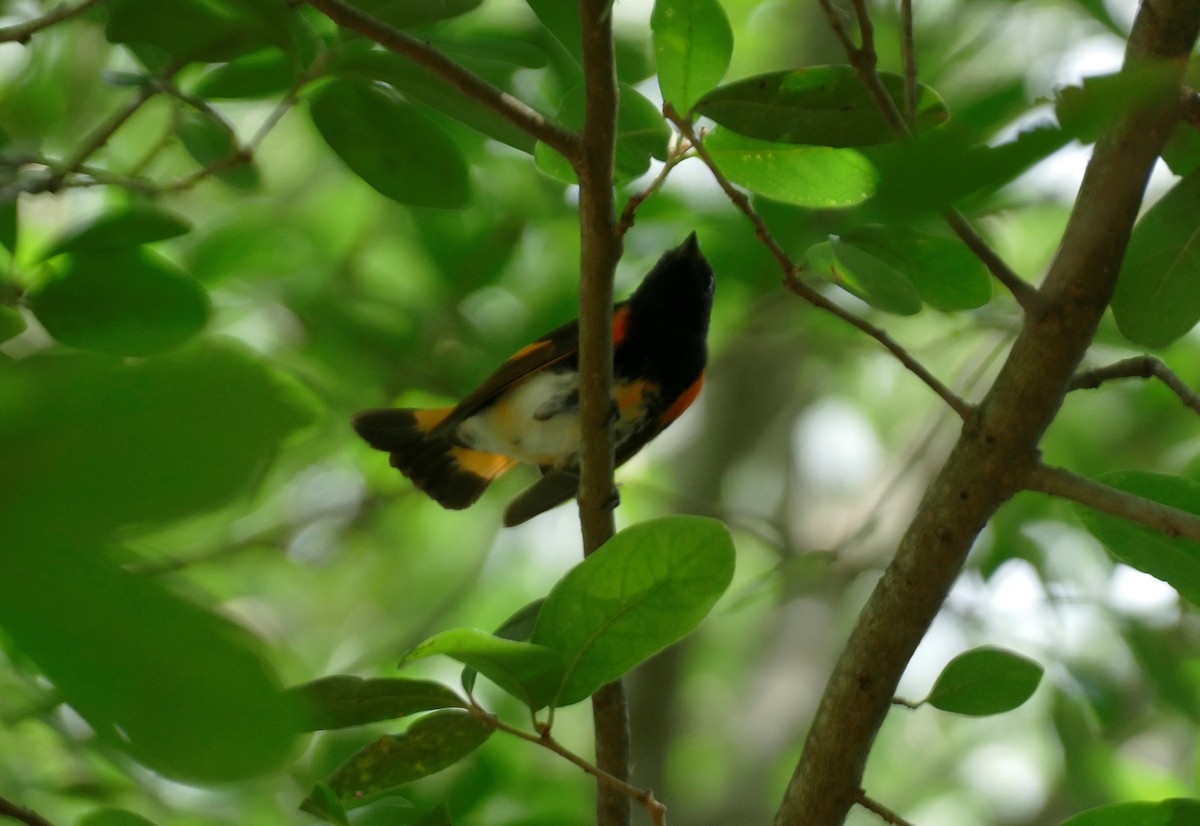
[304,0,579,160]
[900,0,918,127]
[616,143,690,236]
[1027,463,1200,544]
[666,110,972,419]
[0,794,56,826]
[1069,354,1200,416]
[468,706,667,826]
[857,792,917,826]
[818,0,1041,313]
[0,0,106,43]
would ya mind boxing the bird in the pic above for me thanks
[352,232,715,527]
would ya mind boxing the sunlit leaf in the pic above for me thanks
[535,84,668,183]
[405,627,565,711]
[840,225,993,311]
[694,66,948,146]
[703,128,876,207]
[1073,471,1200,605]
[309,78,469,208]
[1058,798,1200,826]
[462,598,544,696]
[28,248,209,357]
[287,676,467,731]
[176,109,261,191]
[319,711,490,807]
[652,0,733,115]
[925,646,1043,716]
[1112,169,1200,347]
[39,204,191,261]
[532,516,735,707]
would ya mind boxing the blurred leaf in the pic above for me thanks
[192,48,298,99]
[1124,620,1200,725]
[39,204,191,261]
[318,711,490,807]
[695,66,947,147]
[840,225,993,311]
[816,238,922,315]
[405,628,565,711]
[76,809,159,826]
[1058,799,1200,826]
[703,128,876,207]
[1056,64,1180,144]
[414,802,454,826]
[0,343,319,534]
[652,0,733,116]
[309,78,469,208]
[1111,169,1200,347]
[106,0,289,63]
[462,598,544,696]
[535,84,668,183]
[0,542,298,782]
[531,516,735,707]
[348,0,483,29]
[1073,471,1200,605]
[176,109,261,191]
[334,51,535,153]
[27,248,209,357]
[925,646,1043,716]
[0,197,15,255]
[287,676,467,731]
[0,305,26,343]
[524,0,581,62]
[1161,123,1200,177]
[300,782,351,826]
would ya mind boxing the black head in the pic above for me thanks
[626,232,715,340]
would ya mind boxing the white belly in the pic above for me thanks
[455,370,581,467]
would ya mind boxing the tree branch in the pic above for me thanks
[1028,463,1200,543]
[303,0,579,160]
[574,2,629,825]
[0,0,105,44]
[815,0,1041,314]
[1069,354,1200,416]
[773,2,1200,824]
[857,792,917,826]
[666,111,972,419]
[0,794,55,826]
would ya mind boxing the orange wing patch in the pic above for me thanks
[506,338,555,363]
[612,305,630,346]
[658,373,704,425]
[412,407,455,433]
[449,446,519,481]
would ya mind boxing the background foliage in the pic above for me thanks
[2,0,1200,825]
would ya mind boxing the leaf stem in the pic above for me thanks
[303,0,579,160]
[0,794,56,826]
[857,792,917,826]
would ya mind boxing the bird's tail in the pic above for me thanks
[353,408,517,509]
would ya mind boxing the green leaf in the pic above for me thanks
[192,48,298,100]
[0,196,15,255]
[0,305,26,343]
[319,710,491,807]
[535,84,669,183]
[77,809,160,826]
[840,225,993,311]
[694,66,948,147]
[0,542,299,783]
[28,248,209,357]
[1073,471,1200,605]
[106,0,287,63]
[1056,64,1181,145]
[1162,123,1200,178]
[287,676,467,731]
[299,782,351,826]
[925,646,1043,716]
[1058,799,1200,826]
[820,238,923,315]
[348,0,483,29]
[462,598,544,696]
[405,627,565,711]
[39,204,192,261]
[0,342,319,534]
[524,0,581,62]
[704,128,876,207]
[651,0,733,116]
[531,516,736,707]
[309,78,469,209]
[334,50,535,153]
[1111,168,1200,347]
[176,109,261,191]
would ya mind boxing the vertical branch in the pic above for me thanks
[900,0,918,126]
[574,2,629,825]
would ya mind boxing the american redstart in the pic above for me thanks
[353,232,714,526]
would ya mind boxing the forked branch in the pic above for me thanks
[1069,354,1200,416]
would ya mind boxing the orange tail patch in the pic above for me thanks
[353,408,515,510]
